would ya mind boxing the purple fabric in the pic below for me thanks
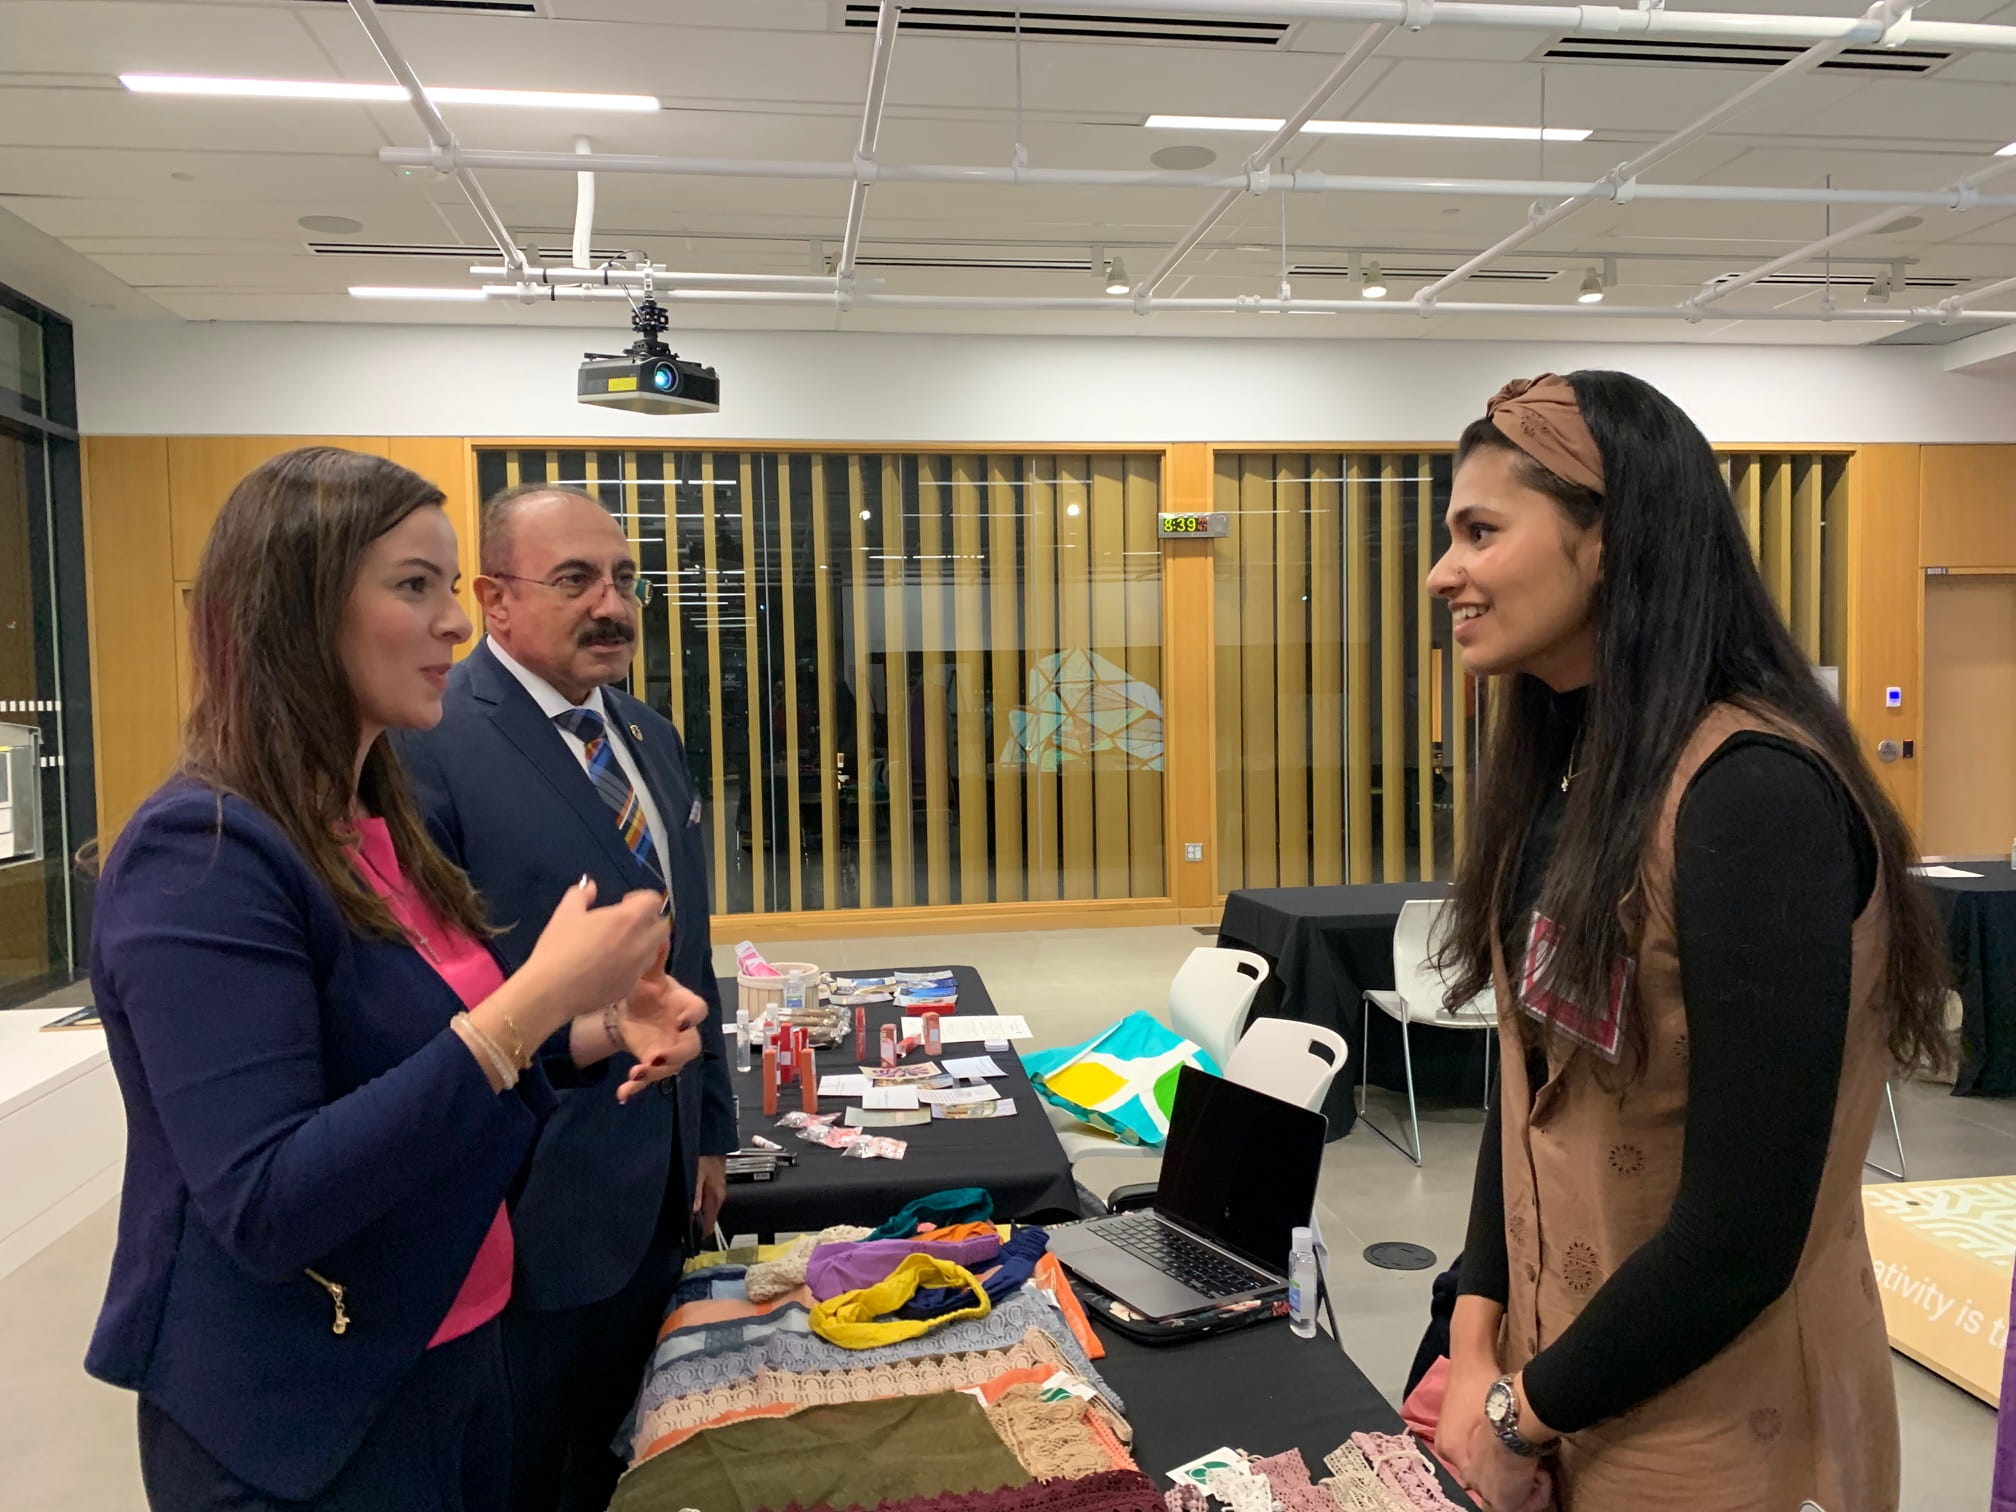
[805,1234,1004,1301]
[1995,1257,2016,1512]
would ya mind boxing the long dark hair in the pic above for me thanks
[1434,371,1949,1080]
[180,446,490,941]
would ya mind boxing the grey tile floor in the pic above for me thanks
[1,925,2000,1509]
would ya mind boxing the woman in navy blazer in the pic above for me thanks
[87,448,709,1510]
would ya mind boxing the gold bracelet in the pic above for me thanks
[498,1006,528,1069]
[454,1013,519,1090]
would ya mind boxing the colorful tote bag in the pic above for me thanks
[1023,1011,1221,1147]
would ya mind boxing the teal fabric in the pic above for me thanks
[1021,1011,1221,1148]
[865,1188,994,1241]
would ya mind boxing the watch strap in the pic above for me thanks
[1486,1376,1548,1458]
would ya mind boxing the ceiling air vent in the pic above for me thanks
[1728,272,1965,290]
[1542,35,1950,75]
[1292,263,1558,284]
[853,254,1094,271]
[297,0,540,15]
[308,242,631,262]
[842,6,1288,47]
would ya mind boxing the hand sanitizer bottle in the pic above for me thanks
[1288,1226,1318,1340]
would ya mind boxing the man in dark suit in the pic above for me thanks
[396,483,734,1512]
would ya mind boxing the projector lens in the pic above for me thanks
[650,362,676,393]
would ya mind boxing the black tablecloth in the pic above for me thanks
[1218,884,1486,1139]
[1093,1317,1467,1500]
[1927,865,2016,1096]
[717,965,1079,1238]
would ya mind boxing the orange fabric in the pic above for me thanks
[916,1222,1008,1244]
[1031,1254,1103,1361]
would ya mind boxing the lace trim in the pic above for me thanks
[629,1332,1078,1464]
[982,1385,1133,1481]
[773,1468,1168,1512]
[746,1225,876,1303]
[1248,1449,1370,1512]
[1330,1435,1465,1512]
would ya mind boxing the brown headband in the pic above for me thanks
[1485,373,1606,496]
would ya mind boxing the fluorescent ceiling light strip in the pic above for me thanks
[120,74,658,111]
[1145,114,1591,142]
[349,286,490,301]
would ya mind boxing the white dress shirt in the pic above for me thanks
[486,637,672,872]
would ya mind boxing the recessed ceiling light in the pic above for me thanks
[1150,144,1218,171]
[1145,115,1591,143]
[121,74,659,111]
[299,215,364,235]
[349,286,489,301]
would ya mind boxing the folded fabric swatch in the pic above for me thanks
[609,1392,1028,1512]
[1029,1254,1104,1361]
[628,1290,1125,1434]
[810,1254,990,1347]
[748,1225,876,1303]
[899,1228,1048,1320]
[629,1330,1087,1466]
[808,1233,1004,1301]
[792,1469,1168,1512]
[867,1188,995,1241]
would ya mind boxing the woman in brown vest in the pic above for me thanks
[1423,371,1949,1512]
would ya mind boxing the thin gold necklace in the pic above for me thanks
[1561,731,1586,793]
[352,842,442,964]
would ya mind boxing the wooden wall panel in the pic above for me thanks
[165,437,389,582]
[1345,459,1374,883]
[1847,445,1923,835]
[986,457,1024,903]
[82,437,180,845]
[1238,457,1278,889]
[1123,456,1166,900]
[1273,456,1309,888]
[777,456,805,913]
[1212,454,1244,892]
[950,457,989,904]
[1089,458,1130,899]
[1055,458,1094,899]
[1921,445,2016,568]
[1308,458,1344,887]
[1024,463,1059,902]
[1378,457,1405,882]
[916,457,951,905]
[1163,444,1214,911]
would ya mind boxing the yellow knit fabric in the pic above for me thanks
[807,1253,991,1348]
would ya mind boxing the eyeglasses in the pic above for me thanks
[492,569,654,606]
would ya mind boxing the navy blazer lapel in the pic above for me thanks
[466,641,641,881]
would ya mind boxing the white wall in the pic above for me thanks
[76,316,2016,444]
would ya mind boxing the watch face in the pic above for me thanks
[1484,1382,1513,1426]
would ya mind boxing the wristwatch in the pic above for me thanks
[1483,1376,1550,1458]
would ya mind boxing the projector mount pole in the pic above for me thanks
[624,268,673,363]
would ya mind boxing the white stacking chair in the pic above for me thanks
[1360,897,1496,1166]
[1865,1082,1909,1181]
[1223,1017,1350,1114]
[1045,946,1272,1170]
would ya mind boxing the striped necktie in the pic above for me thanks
[552,706,663,885]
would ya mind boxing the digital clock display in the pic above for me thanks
[1157,511,1231,539]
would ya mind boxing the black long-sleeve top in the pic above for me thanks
[1458,690,1877,1435]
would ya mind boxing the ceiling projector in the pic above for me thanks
[578,296,719,414]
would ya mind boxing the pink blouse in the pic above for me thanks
[350,816,515,1349]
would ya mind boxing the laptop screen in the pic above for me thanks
[1155,1063,1327,1275]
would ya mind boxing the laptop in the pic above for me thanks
[1048,1063,1327,1320]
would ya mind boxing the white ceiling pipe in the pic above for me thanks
[485,285,844,305]
[572,136,595,272]
[479,283,2016,323]
[345,0,528,274]
[1415,0,1906,307]
[1137,22,1396,298]
[1942,272,2016,314]
[469,264,872,292]
[838,3,900,280]
[381,146,2016,214]
[1689,152,2016,309]
[1003,0,2016,52]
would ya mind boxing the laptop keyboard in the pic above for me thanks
[1092,1211,1273,1300]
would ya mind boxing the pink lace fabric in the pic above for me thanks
[1335,1434,1466,1512]
[779,1468,1168,1512]
[1248,1449,1362,1512]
